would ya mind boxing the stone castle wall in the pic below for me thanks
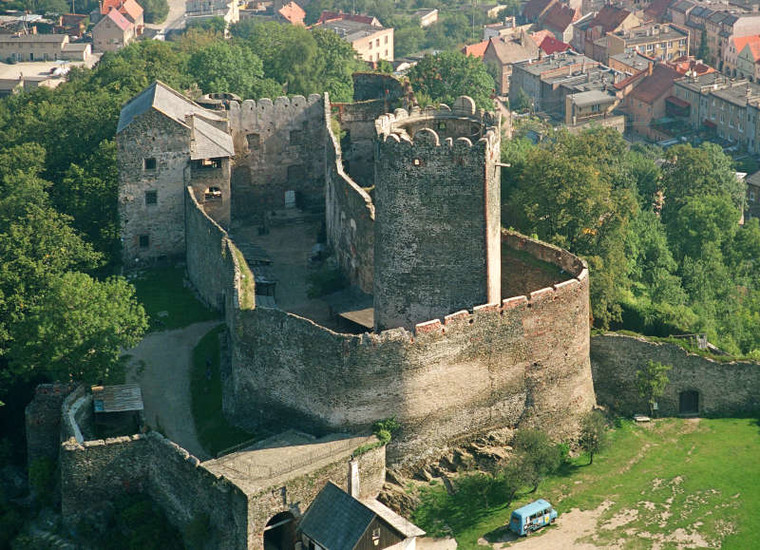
[324,103,375,294]
[373,99,501,330]
[228,94,326,221]
[25,383,77,469]
[226,231,594,469]
[591,333,760,416]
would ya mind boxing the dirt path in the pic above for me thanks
[126,321,221,461]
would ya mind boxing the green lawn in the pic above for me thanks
[190,326,259,457]
[131,267,220,331]
[413,418,760,549]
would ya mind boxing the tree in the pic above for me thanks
[698,29,710,63]
[141,0,170,24]
[636,360,672,416]
[579,410,608,465]
[512,429,562,492]
[407,51,495,110]
[188,41,279,99]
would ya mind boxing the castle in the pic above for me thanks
[33,73,599,548]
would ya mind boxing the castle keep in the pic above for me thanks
[116,76,596,467]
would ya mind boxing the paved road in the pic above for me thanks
[126,320,221,460]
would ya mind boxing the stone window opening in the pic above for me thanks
[192,158,222,170]
[204,186,222,201]
[139,234,150,248]
[372,528,381,544]
[413,158,422,167]
[143,157,157,171]
[145,190,157,205]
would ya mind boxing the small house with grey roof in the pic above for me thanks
[298,482,424,550]
[116,80,234,264]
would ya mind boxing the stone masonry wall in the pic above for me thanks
[118,108,191,265]
[227,94,326,221]
[25,383,77,469]
[591,333,760,416]
[325,103,375,294]
[60,432,248,549]
[226,231,594,469]
[373,98,501,330]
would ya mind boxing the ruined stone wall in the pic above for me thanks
[25,383,77,468]
[118,109,192,265]
[226,231,594,469]
[187,157,232,229]
[246,443,385,549]
[591,333,760,416]
[60,432,248,549]
[227,94,326,221]
[352,72,406,102]
[373,99,501,330]
[325,104,375,294]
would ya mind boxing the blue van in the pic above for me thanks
[508,499,558,536]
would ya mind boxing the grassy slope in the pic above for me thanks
[132,267,219,331]
[190,326,258,457]
[415,418,760,549]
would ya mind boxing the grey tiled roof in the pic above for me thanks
[299,482,375,550]
[190,116,234,159]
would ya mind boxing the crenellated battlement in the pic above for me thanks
[375,95,500,151]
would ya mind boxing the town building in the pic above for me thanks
[413,8,438,28]
[540,3,579,43]
[730,34,760,79]
[483,32,540,95]
[604,23,689,63]
[99,0,144,31]
[745,169,760,219]
[608,50,654,74]
[276,1,305,25]
[684,7,760,71]
[571,5,641,59]
[620,63,682,139]
[0,32,91,62]
[315,12,394,63]
[186,0,240,26]
[92,8,135,52]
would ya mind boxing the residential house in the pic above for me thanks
[298,482,425,550]
[572,5,641,58]
[535,33,572,55]
[668,0,695,27]
[186,0,240,26]
[276,1,305,25]
[59,13,89,37]
[100,0,144,31]
[605,23,689,63]
[540,2,578,43]
[745,170,760,220]
[92,8,135,52]
[413,8,438,28]
[666,54,716,76]
[462,40,490,58]
[685,7,760,71]
[315,12,394,63]
[644,0,675,23]
[483,18,523,40]
[482,32,540,95]
[730,34,760,79]
[0,32,91,61]
[621,63,681,138]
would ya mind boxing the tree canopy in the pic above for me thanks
[407,51,495,110]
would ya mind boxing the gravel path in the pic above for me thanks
[126,321,221,461]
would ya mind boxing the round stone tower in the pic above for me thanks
[373,96,502,331]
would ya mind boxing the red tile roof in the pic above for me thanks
[538,34,571,54]
[629,64,680,104]
[644,0,672,21]
[100,0,119,15]
[278,1,305,25]
[462,40,490,58]
[317,11,379,26]
[120,0,143,22]
[667,55,716,75]
[104,7,132,31]
[531,29,553,45]
[733,35,760,62]
[541,3,577,33]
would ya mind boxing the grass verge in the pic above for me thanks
[132,267,220,331]
[190,326,257,457]
[413,417,760,549]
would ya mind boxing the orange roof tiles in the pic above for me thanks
[278,1,305,26]
[462,40,489,58]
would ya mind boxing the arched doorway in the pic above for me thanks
[263,511,296,550]
[679,390,699,415]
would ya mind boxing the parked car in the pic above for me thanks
[509,499,558,536]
